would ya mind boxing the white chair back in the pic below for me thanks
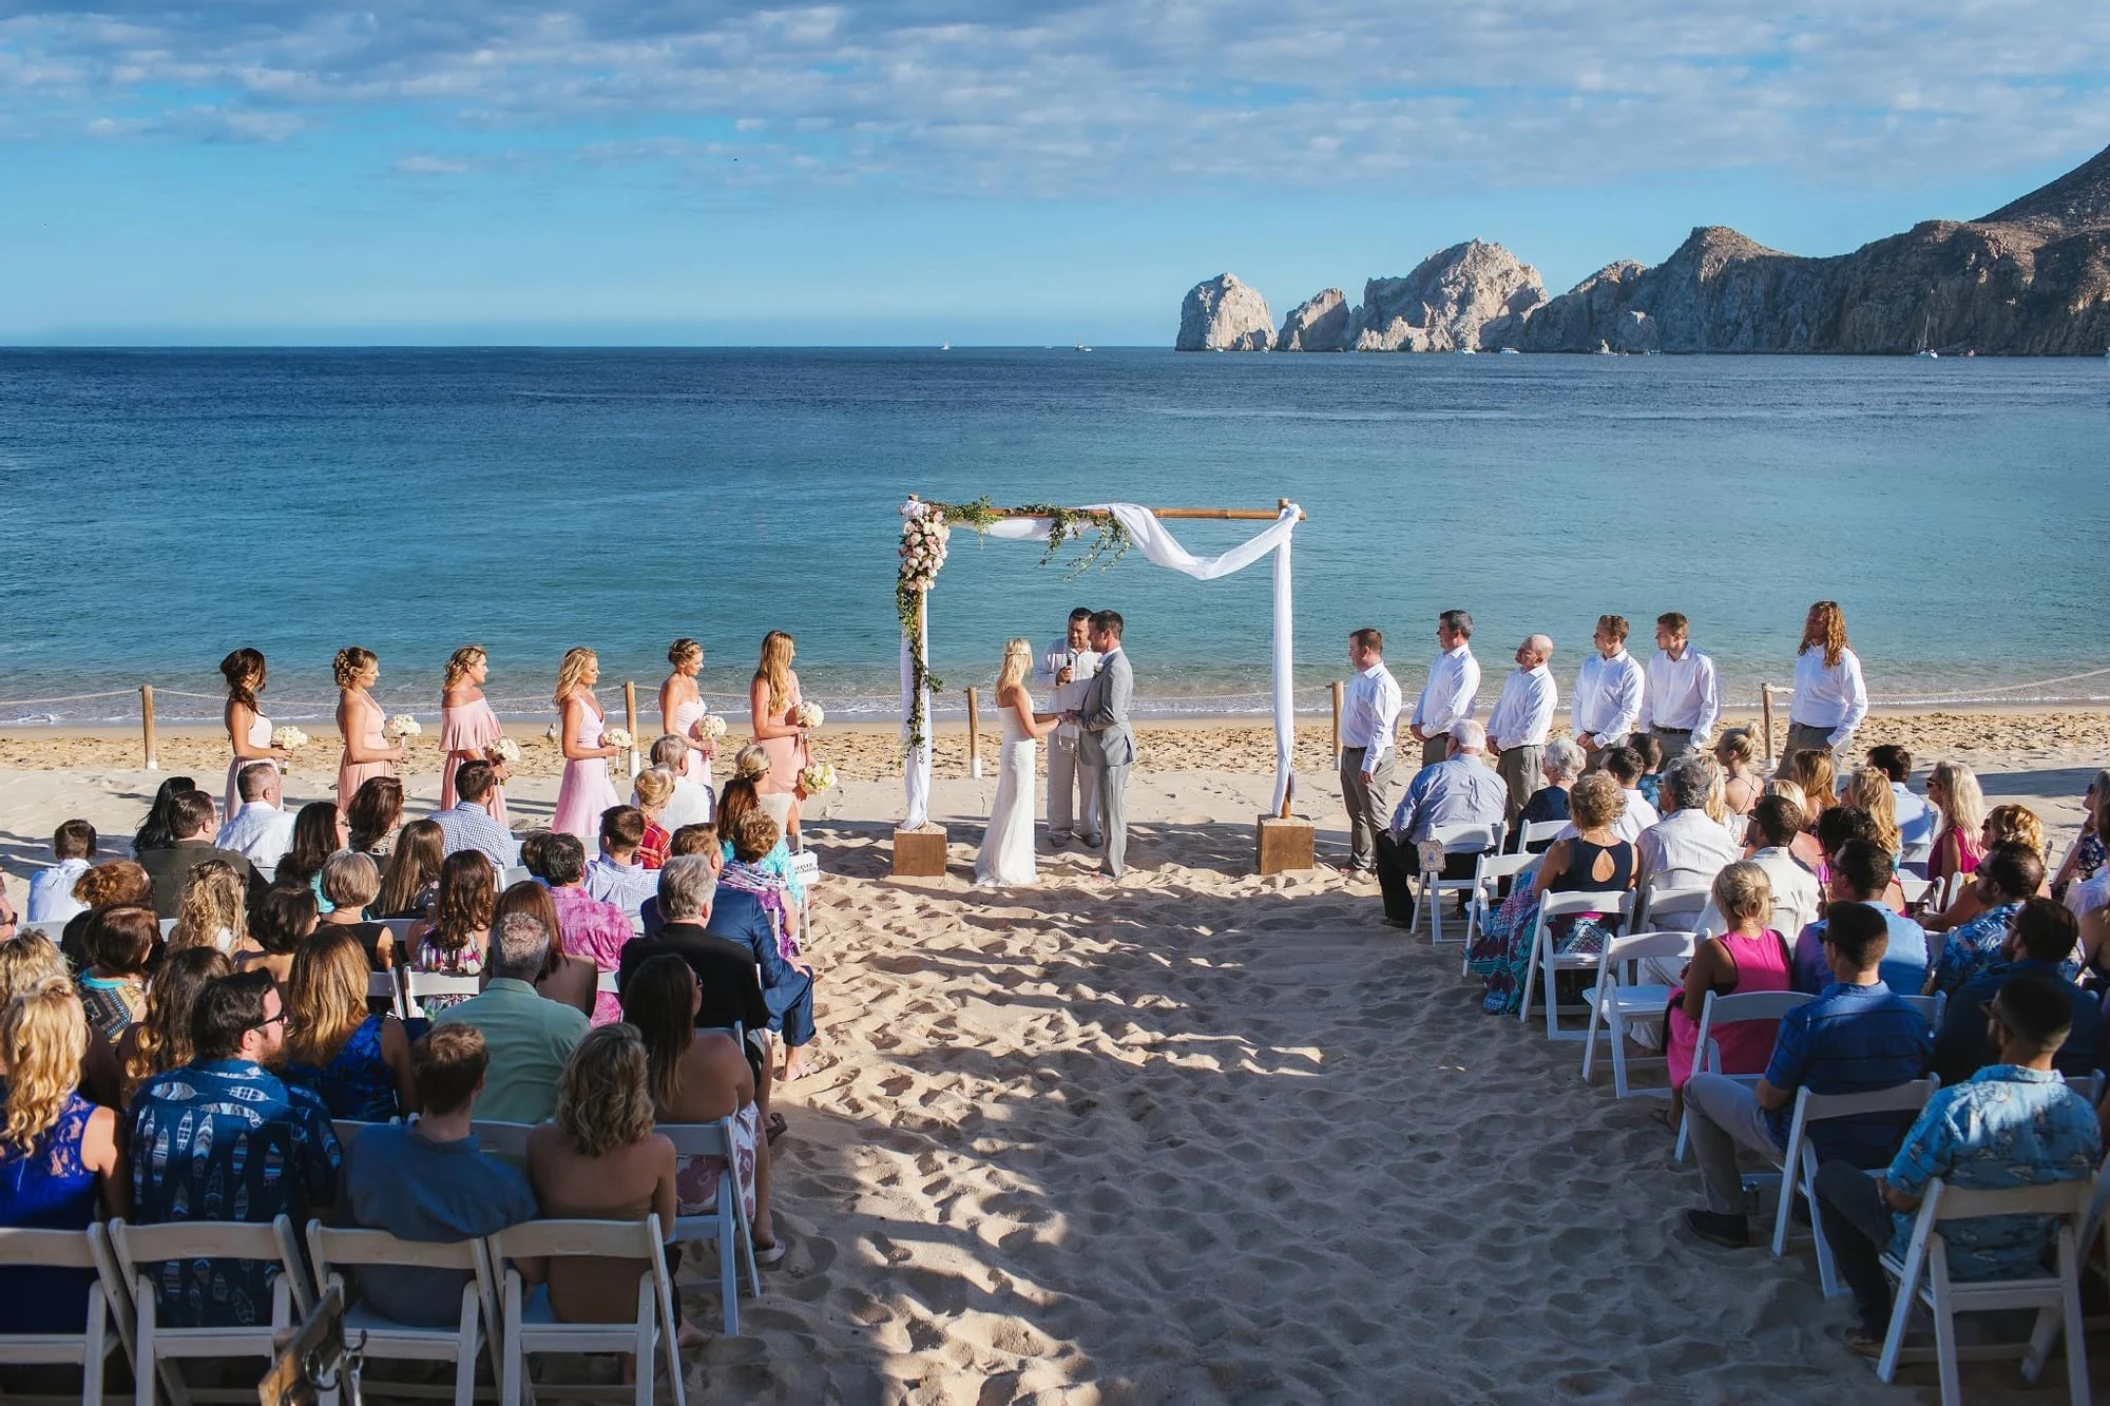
[1771,1078,1941,1293]
[489,1215,685,1406]
[1674,988,1816,1163]
[1895,992,1946,1031]
[401,970,482,1018]
[1580,929,1694,1094]
[306,1219,500,1395]
[470,1120,536,1159]
[598,968,622,996]
[1520,889,1636,1039]
[157,918,179,940]
[1417,822,1505,946]
[110,1214,311,1390]
[17,919,67,945]
[0,1226,126,1400]
[498,866,531,889]
[366,969,401,1015]
[659,1119,761,1334]
[1518,818,1568,851]
[1634,883,1710,933]
[1898,874,1935,909]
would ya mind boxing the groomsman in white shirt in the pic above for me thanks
[1486,635,1557,826]
[1572,614,1645,766]
[1408,609,1480,768]
[1640,611,1719,764]
[1338,628,1403,876]
[1038,607,1103,848]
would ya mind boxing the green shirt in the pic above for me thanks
[431,978,588,1126]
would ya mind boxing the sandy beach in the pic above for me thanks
[1,713,2104,1401]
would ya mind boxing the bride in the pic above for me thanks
[975,637,1063,887]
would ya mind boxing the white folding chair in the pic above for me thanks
[157,919,179,941]
[469,1121,536,1160]
[659,1120,760,1334]
[489,1215,686,1406]
[1899,874,1935,910]
[1459,853,1536,976]
[498,866,531,890]
[1875,1177,2095,1405]
[331,1119,391,1150]
[1673,988,1816,1163]
[791,849,819,945]
[1580,930,1694,1094]
[1900,833,1936,877]
[597,968,622,997]
[1417,822,1503,945]
[1517,818,1568,852]
[1896,992,1947,1032]
[367,969,403,1017]
[401,971,482,1020]
[0,1226,128,1404]
[375,918,420,964]
[630,913,647,936]
[1770,1079,1941,1296]
[1518,889,1634,1040]
[2063,1071,2105,1105]
[18,919,68,944]
[110,1214,311,1406]
[1633,883,1711,935]
[306,1221,500,1406]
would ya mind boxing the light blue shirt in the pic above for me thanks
[432,801,520,870]
[1389,754,1507,844]
[585,855,658,917]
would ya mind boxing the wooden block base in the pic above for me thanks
[1255,815,1316,875]
[893,826,949,877]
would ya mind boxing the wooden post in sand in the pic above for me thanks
[1760,683,1775,767]
[139,685,158,771]
[965,687,982,778]
[1255,775,1315,874]
[1330,680,1344,764]
[623,681,641,778]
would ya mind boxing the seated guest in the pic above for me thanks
[281,927,415,1122]
[1781,747,1837,831]
[544,832,632,1026]
[1665,863,1793,1125]
[1628,732,1664,810]
[720,812,800,958]
[1683,904,1932,1248]
[524,1025,702,1345]
[1590,745,1660,844]
[624,953,783,1262]
[27,819,96,924]
[1867,744,1935,863]
[76,903,157,1042]
[716,773,807,912]
[129,970,341,1327]
[53,861,151,975]
[118,947,230,1104]
[406,851,496,1013]
[698,845,820,1084]
[346,776,405,862]
[1507,737,1581,853]
[1925,761,1987,891]
[317,851,394,969]
[168,859,248,955]
[432,913,589,1125]
[2050,769,2109,906]
[216,761,296,880]
[375,818,446,919]
[1789,840,1930,997]
[517,829,554,884]
[1373,720,1508,929]
[1701,796,1820,942]
[1813,805,1907,909]
[586,806,659,917]
[137,789,259,920]
[279,801,349,915]
[1926,805,2058,938]
[342,1025,540,1327]
[648,736,716,833]
[432,761,520,870]
[129,776,200,855]
[631,770,676,869]
[618,857,772,1046]
[1934,899,2097,1086]
[1839,768,1903,862]
[495,880,597,1017]
[232,884,320,986]
[1926,843,2047,996]
[3,934,122,1110]
[1814,972,2098,1354]
[1636,755,1744,919]
[638,824,720,936]
[0,981,129,1335]
[1472,772,1635,1015]
[1713,728,1763,817]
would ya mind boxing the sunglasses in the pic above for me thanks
[247,1011,287,1034]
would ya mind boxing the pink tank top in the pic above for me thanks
[1707,930,1794,1076]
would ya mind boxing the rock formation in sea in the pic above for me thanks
[1277,289,1351,351]
[1176,274,1275,351]
[1181,143,2110,353]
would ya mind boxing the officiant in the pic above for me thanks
[1038,606,1103,848]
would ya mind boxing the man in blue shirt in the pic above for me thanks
[343,1024,540,1325]
[130,971,342,1327]
[1788,840,1929,996]
[1815,971,2099,1352]
[1372,720,1507,928]
[432,761,521,869]
[1683,904,1931,1249]
[1934,898,2098,1086]
[1928,844,2044,995]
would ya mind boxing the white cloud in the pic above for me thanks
[394,153,471,174]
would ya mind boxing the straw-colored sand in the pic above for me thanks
[1,712,2104,1402]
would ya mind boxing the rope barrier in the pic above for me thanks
[1761,665,2110,706]
[0,690,141,707]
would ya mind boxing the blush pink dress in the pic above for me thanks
[754,672,810,792]
[669,690,714,790]
[552,695,622,844]
[439,695,508,826]
[336,691,394,816]
[1665,929,1794,1088]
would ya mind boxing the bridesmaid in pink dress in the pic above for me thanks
[1662,861,1794,1128]
[334,647,405,817]
[439,644,510,826]
[551,647,623,844]
[658,637,716,791]
[749,630,811,794]
[220,647,291,818]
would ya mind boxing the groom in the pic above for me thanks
[1068,610,1135,879]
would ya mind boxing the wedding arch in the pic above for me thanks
[896,495,1306,829]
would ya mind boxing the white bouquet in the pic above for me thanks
[604,727,634,751]
[488,736,522,765]
[696,714,729,740]
[795,701,824,729]
[383,714,422,742]
[269,725,308,752]
[798,761,837,794]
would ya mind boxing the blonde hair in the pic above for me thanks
[732,744,771,782]
[1799,601,1849,669]
[442,644,487,691]
[285,927,372,1069]
[1,981,87,1153]
[1985,803,2044,855]
[1764,778,1808,812]
[1929,761,1985,842]
[1711,860,1774,928]
[553,647,597,708]
[169,859,248,953]
[333,646,377,689]
[1840,769,1901,854]
[0,933,67,1001]
[755,631,794,715]
[1713,727,1758,769]
[994,637,1032,696]
[555,1024,657,1158]
[1785,750,1836,823]
[320,851,382,910]
[1569,772,1628,830]
[633,767,676,815]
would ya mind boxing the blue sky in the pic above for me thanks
[4,1,2108,344]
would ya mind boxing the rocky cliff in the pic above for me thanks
[1180,143,2110,354]
[1176,274,1274,351]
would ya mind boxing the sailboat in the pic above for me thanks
[939,342,950,351]
[1914,313,1938,358]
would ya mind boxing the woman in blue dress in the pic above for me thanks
[281,927,415,1122]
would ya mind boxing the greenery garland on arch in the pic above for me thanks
[896,497,1134,756]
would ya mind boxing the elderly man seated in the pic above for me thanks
[1373,719,1507,929]
[1636,754,1744,923]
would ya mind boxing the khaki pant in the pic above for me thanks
[1493,743,1544,829]
[1338,746,1396,872]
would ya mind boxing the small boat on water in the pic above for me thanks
[1456,347,1476,355]
[1076,344,1092,352]
[1594,341,1617,356]
[940,342,950,351]
[1916,348,1939,359]
[1498,347,1521,355]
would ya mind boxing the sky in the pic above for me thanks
[4,1,2109,345]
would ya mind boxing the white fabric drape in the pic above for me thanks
[899,500,1302,828]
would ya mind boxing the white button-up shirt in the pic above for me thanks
[1038,638,1101,716]
[1571,649,1645,746]
[1642,646,1720,744]
[1340,661,1403,768]
[1789,647,1869,746]
[26,858,90,923]
[1411,643,1480,736]
[215,801,296,881]
[1486,664,1557,750]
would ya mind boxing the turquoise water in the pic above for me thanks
[0,348,2103,725]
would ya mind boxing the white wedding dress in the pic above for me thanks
[974,699,1038,887]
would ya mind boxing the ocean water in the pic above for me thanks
[0,347,2104,727]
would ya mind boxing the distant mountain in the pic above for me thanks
[1177,143,2110,354]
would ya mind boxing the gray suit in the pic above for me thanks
[1077,646,1135,877]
